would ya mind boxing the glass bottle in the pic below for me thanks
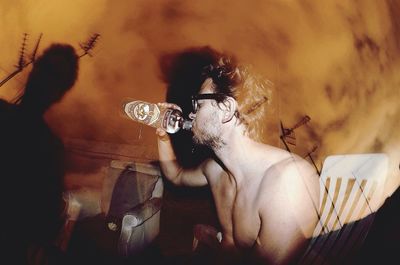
[123,100,192,134]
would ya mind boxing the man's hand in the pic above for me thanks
[156,127,170,141]
[157,102,182,112]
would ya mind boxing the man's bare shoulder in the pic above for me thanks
[253,153,320,264]
[257,153,320,214]
[201,157,225,181]
[255,153,320,256]
[263,153,317,183]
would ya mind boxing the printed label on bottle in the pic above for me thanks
[124,101,160,126]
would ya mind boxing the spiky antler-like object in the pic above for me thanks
[16,33,28,70]
[0,33,43,88]
[79,33,100,58]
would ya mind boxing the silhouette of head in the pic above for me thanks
[20,43,79,114]
[158,46,222,167]
[159,46,222,117]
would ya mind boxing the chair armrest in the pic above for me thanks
[122,197,162,228]
[119,197,162,256]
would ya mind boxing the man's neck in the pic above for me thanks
[213,130,261,188]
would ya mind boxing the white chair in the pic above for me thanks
[300,153,389,265]
[101,160,164,257]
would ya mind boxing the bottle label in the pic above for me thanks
[124,101,160,126]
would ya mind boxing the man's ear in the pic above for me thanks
[220,97,237,123]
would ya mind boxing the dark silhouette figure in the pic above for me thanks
[158,46,222,168]
[0,44,79,265]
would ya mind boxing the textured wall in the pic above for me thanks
[0,0,399,197]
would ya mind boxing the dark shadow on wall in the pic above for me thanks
[158,46,223,168]
[0,43,79,265]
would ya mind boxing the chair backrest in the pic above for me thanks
[101,160,164,256]
[300,153,388,265]
[101,160,162,217]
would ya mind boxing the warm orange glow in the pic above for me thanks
[0,0,399,198]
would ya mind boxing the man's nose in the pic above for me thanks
[189,112,196,120]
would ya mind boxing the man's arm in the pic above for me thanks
[256,159,319,264]
[157,128,208,187]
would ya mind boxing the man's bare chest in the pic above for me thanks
[210,182,261,245]
[232,190,261,248]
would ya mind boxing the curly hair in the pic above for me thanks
[201,53,272,142]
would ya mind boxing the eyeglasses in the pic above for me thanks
[191,93,226,113]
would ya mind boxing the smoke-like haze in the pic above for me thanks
[1,0,399,197]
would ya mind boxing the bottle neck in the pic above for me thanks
[180,119,193,131]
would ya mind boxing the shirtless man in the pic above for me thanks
[157,53,320,264]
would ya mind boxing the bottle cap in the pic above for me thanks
[182,119,193,131]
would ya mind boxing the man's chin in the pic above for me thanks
[193,135,213,149]
[193,136,222,150]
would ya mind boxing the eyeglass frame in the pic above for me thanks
[191,93,227,113]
